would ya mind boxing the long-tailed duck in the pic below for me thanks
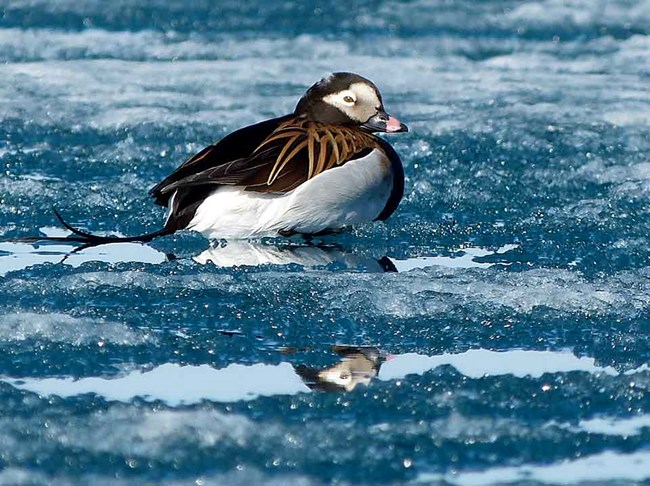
[32,72,408,244]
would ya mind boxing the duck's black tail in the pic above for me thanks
[14,208,173,246]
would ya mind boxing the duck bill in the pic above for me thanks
[361,110,408,133]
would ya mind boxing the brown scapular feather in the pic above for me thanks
[154,117,381,196]
[254,118,379,189]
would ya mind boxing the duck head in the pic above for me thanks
[295,72,408,133]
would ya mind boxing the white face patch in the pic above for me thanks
[323,82,382,123]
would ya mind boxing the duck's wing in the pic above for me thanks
[155,118,380,198]
[149,114,294,207]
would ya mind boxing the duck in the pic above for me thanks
[26,72,408,245]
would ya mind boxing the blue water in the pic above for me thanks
[1,1,649,484]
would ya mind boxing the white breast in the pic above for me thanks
[185,148,394,239]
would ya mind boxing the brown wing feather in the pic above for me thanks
[266,133,303,184]
[307,128,317,178]
[160,117,380,196]
[239,118,380,193]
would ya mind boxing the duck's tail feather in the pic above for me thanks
[14,208,173,245]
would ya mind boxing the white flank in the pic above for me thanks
[187,149,393,239]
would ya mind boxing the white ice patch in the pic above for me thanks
[379,349,620,381]
[0,240,167,276]
[418,450,650,485]
[57,270,234,291]
[391,244,519,272]
[0,312,151,346]
[578,160,650,185]
[50,408,254,454]
[506,0,650,29]
[4,362,310,405]
[577,415,650,437]
[315,265,648,321]
[0,465,316,486]
[0,28,350,62]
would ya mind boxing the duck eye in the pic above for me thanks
[343,95,355,103]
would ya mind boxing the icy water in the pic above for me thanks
[1,0,649,484]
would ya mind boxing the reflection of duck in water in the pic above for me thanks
[1,238,398,273]
[2,236,519,275]
[294,346,386,392]
[194,241,396,272]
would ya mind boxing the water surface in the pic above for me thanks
[0,0,648,484]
